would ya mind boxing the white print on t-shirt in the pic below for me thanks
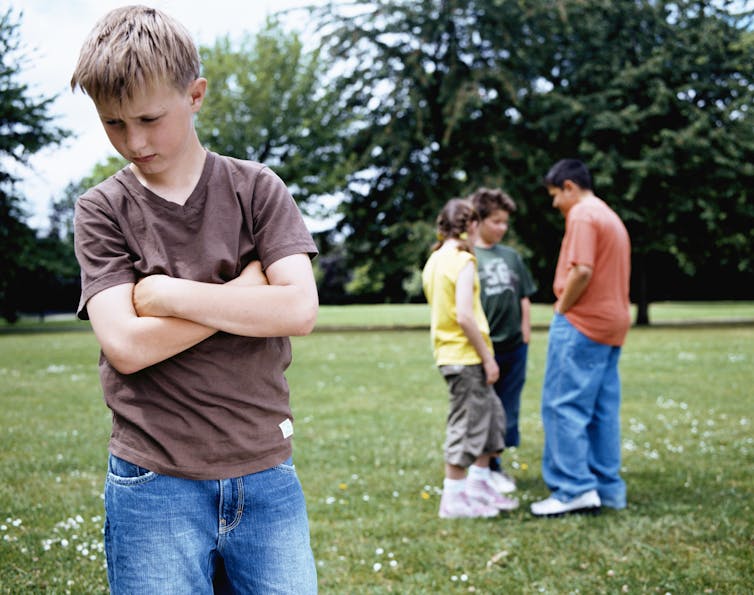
[279,418,294,439]
[480,260,515,297]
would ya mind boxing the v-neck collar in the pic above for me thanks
[120,151,214,214]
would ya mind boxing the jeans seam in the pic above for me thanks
[226,478,244,532]
[219,478,245,536]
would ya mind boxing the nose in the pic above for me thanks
[124,125,147,154]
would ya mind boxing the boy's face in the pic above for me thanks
[547,181,579,216]
[477,208,510,247]
[94,78,206,178]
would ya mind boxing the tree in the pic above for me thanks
[313,0,754,317]
[512,0,754,323]
[196,17,350,217]
[0,8,70,322]
[30,156,127,320]
[48,156,127,243]
[314,0,540,301]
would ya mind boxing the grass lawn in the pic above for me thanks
[313,301,754,329]
[0,305,752,593]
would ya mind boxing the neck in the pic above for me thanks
[563,189,595,215]
[131,142,206,204]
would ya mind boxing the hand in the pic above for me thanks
[483,357,500,385]
[228,260,269,287]
[133,275,175,317]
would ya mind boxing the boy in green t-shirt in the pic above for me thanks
[469,188,537,494]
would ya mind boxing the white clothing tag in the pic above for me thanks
[279,418,294,439]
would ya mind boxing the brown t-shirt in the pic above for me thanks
[74,151,318,480]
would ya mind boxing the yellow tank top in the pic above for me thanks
[422,246,492,365]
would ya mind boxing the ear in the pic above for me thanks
[188,77,207,112]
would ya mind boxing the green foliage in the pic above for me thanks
[0,9,69,173]
[401,267,423,301]
[1,310,752,592]
[516,0,754,305]
[7,2,754,314]
[345,262,385,296]
[0,8,71,322]
[196,17,350,214]
[312,0,754,308]
[316,0,537,300]
[48,156,127,243]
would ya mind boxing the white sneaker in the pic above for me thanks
[489,470,516,494]
[530,489,601,517]
[439,489,499,519]
[467,478,519,511]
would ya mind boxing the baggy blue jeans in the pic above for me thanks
[540,314,626,508]
[104,454,318,594]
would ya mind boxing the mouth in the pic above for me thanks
[132,154,156,164]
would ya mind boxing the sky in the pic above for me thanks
[12,0,320,231]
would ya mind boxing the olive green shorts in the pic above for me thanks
[439,364,506,468]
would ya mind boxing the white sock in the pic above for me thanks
[468,464,491,481]
[443,477,466,494]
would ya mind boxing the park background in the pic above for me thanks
[2,0,753,323]
[1,0,753,593]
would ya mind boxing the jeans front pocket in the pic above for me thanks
[106,453,157,487]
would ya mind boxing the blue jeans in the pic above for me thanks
[493,342,528,448]
[104,454,317,594]
[540,314,626,508]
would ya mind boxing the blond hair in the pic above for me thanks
[71,5,200,104]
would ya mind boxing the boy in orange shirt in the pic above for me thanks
[531,159,631,517]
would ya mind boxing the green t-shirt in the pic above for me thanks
[475,244,537,351]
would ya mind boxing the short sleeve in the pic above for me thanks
[563,216,598,269]
[516,253,538,298]
[245,167,318,269]
[74,190,137,320]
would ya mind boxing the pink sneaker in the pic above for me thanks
[439,489,499,519]
[489,469,517,494]
[467,477,519,511]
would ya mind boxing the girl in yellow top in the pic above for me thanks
[422,199,519,519]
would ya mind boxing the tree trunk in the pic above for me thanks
[635,255,650,326]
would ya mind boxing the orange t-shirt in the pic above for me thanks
[553,196,631,346]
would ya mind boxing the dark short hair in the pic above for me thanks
[467,187,516,220]
[543,159,592,190]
